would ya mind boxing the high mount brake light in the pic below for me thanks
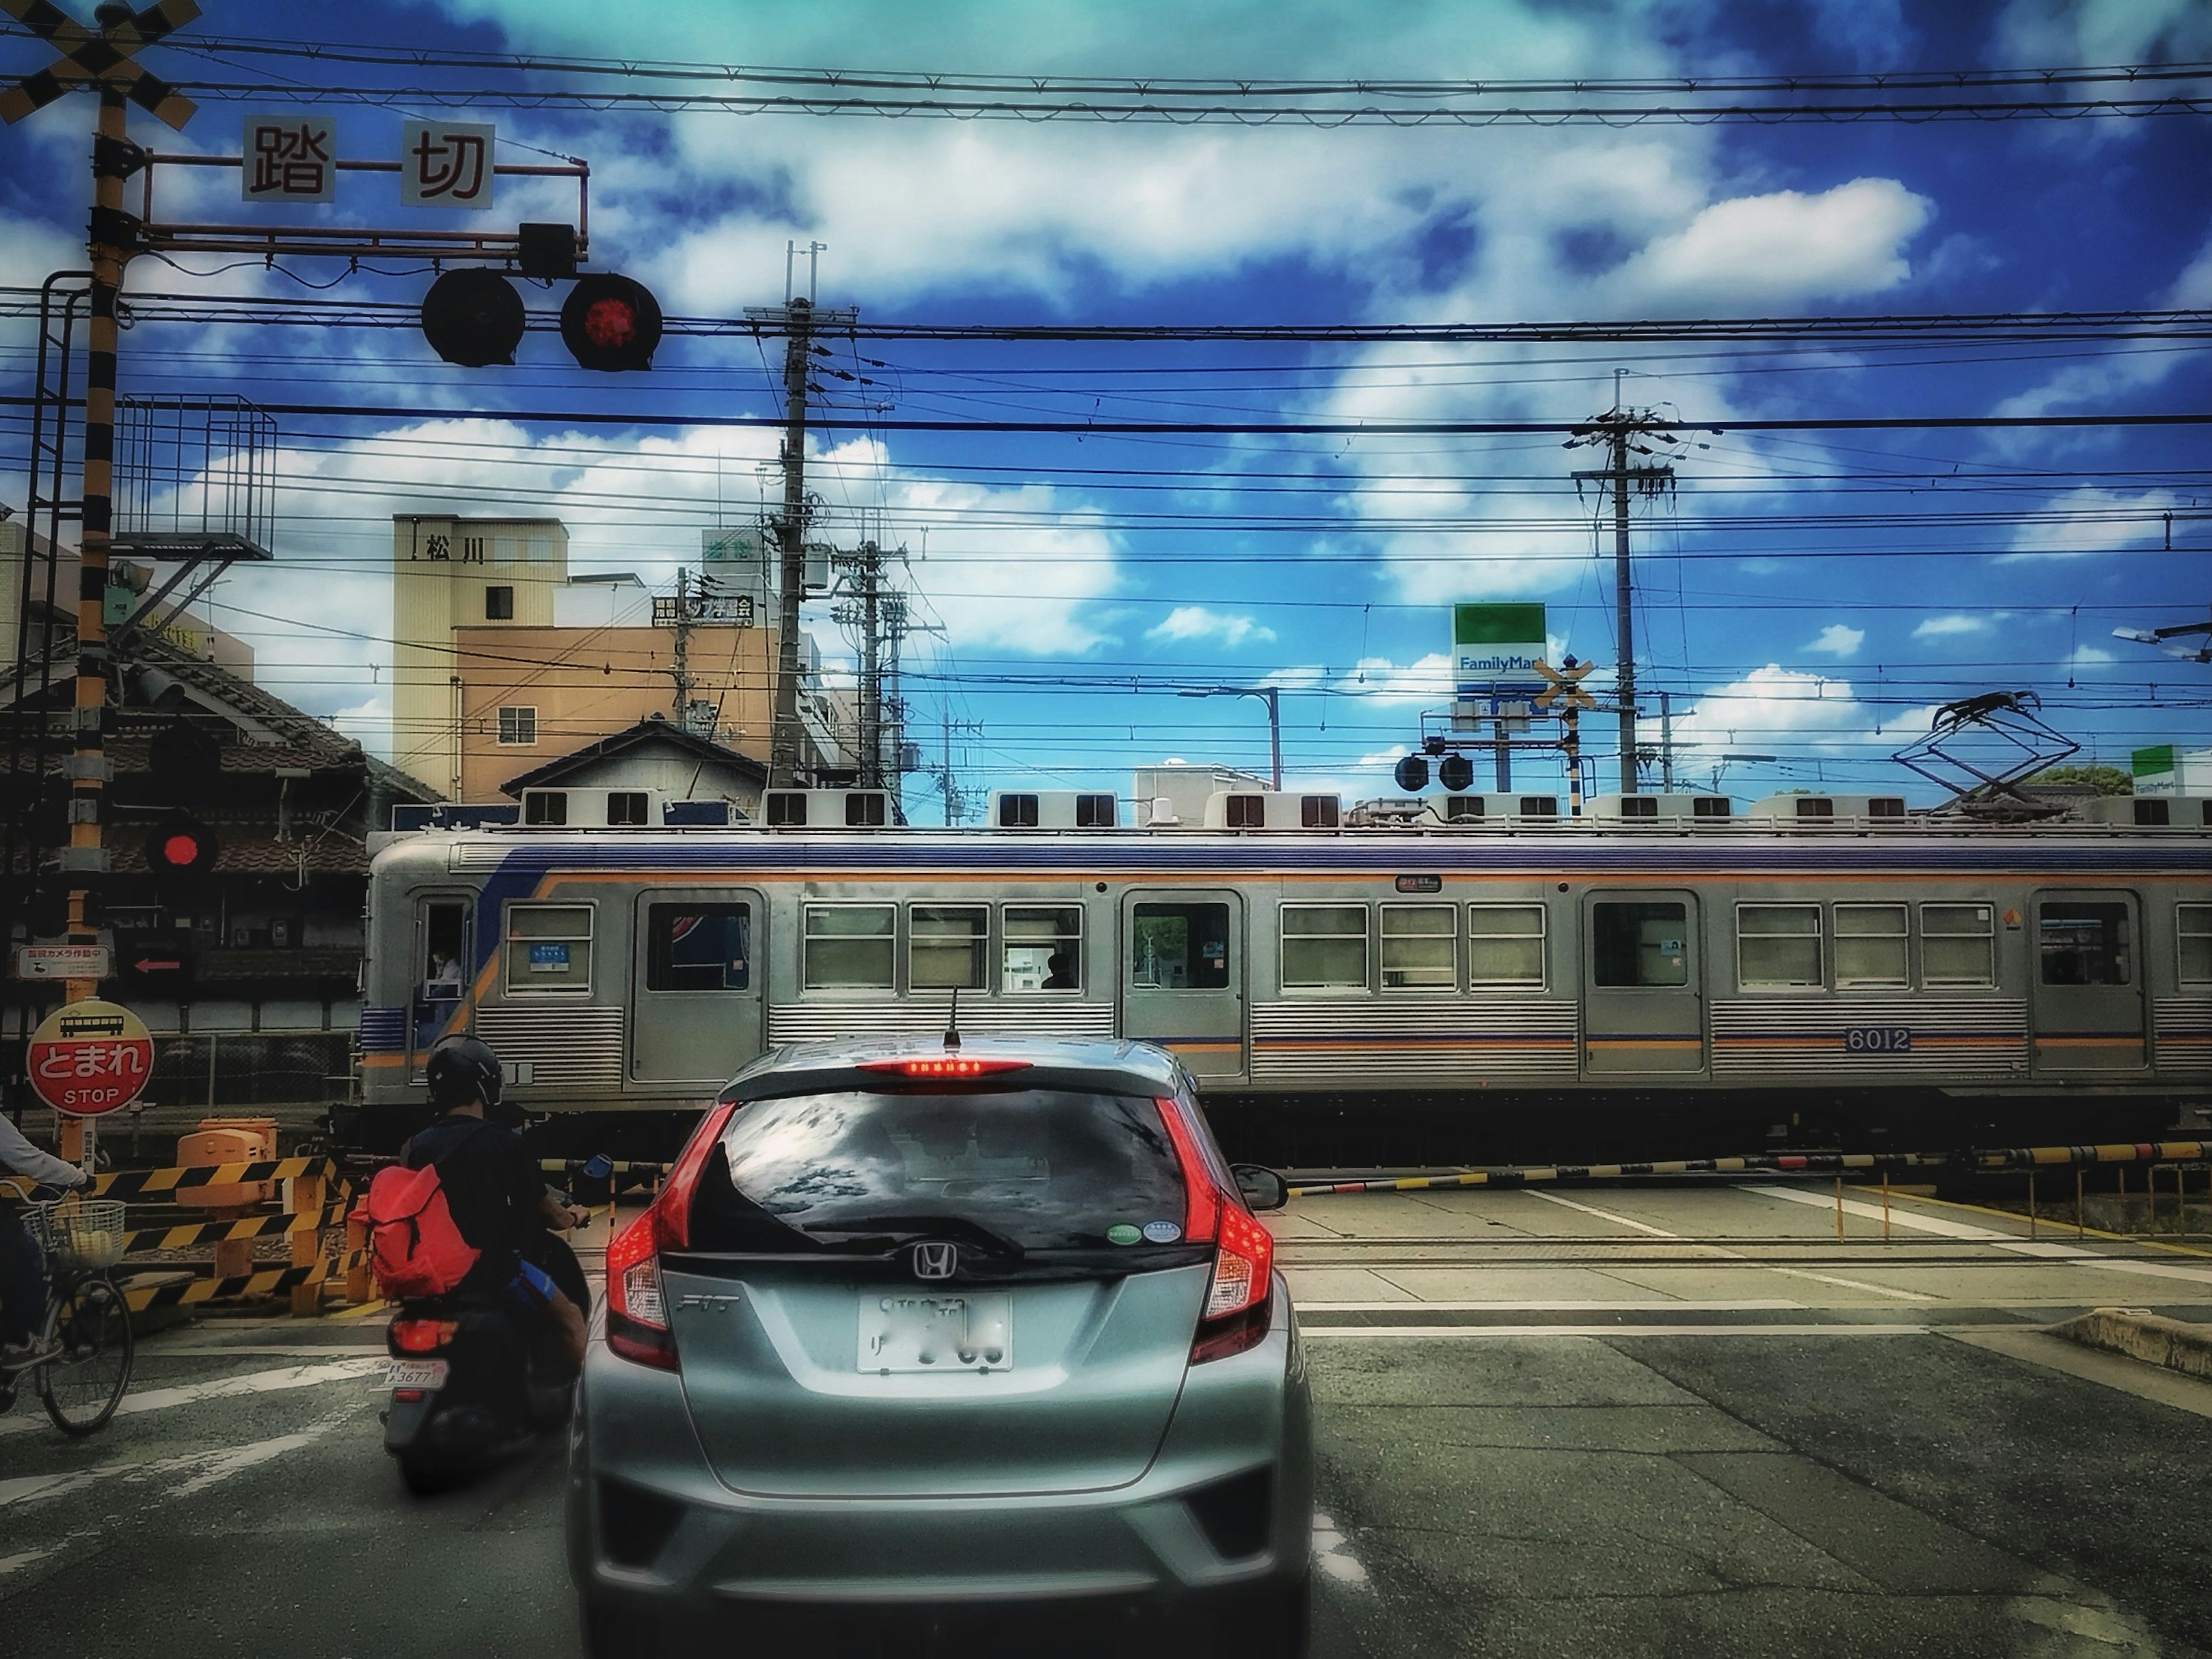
[855,1057,1033,1079]
[606,1100,735,1372]
[1155,1097,1274,1363]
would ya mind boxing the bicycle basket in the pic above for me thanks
[25,1199,127,1272]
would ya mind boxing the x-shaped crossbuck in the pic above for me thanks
[1532,657,1596,712]
[0,0,198,130]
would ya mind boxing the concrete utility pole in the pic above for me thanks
[765,296,813,787]
[1569,384,1677,794]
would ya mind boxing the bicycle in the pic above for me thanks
[0,1184,135,1437]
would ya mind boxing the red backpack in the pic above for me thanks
[358,1159,480,1298]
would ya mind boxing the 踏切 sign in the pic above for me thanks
[27,998,154,1117]
[241,111,336,202]
[12,944,112,982]
[402,119,495,208]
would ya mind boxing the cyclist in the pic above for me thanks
[1,1112,91,1368]
[401,1035,588,1368]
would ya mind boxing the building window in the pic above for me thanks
[1590,902,1687,987]
[1738,904,1823,988]
[1380,905,1455,988]
[484,585,514,620]
[497,706,537,746]
[804,903,894,990]
[910,904,987,990]
[505,903,592,993]
[522,790,566,826]
[1281,904,1368,992]
[646,904,749,992]
[1005,906,1082,993]
[1075,793,1117,828]
[607,791,649,826]
[2179,904,2212,986]
[2039,902,2131,986]
[1921,904,1994,987]
[1468,904,1547,987]
[1131,903,1231,990]
[1301,796,1340,828]
[998,794,1039,828]
[1225,795,1264,829]
[1834,904,1909,988]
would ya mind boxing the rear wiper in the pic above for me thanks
[800,1212,1028,1260]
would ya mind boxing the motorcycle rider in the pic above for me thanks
[401,1035,588,1369]
[0,1113,92,1368]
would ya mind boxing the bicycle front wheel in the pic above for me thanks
[41,1275,134,1437]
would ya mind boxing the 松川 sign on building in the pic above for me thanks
[1453,603,1547,698]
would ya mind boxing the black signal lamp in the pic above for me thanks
[1438,753,1475,791]
[145,809,218,878]
[1393,755,1430,793]
[516,222,578,280]
[560,274,662,372]
[422,268,527,368]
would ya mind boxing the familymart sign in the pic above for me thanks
[1453,603,1547,698]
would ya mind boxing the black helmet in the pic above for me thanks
[425,1033,503,1112]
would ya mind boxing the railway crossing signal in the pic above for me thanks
[0,0,198,130]
[421,268,528,366]
[1532,657,1597,713]
[561,272,662,372]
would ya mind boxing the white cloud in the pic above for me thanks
[1804,624,1865,658]
[1650,664,1925,759]
[1604,180,1933,310]
[1913,614,1991,639]
[1145,606,1276,647]
[2069,645,2118,666]
[2003,487,2178,559]
[1998,0,2212,65]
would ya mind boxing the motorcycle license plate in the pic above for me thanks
[387,1358,449,1391]
[859,1294,1011,1373]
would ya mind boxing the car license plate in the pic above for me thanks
[387,1358,449,1391]
[859,1294,1012,1373]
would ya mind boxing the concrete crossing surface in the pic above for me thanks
[1,1179,2207,1657]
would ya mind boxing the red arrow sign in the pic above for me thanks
[132,956,181,974]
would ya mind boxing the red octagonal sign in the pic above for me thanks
[28,998,154,1117]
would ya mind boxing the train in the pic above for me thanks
[349,781,2212,1164]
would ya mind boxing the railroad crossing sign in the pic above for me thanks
[1532,657,1597,713]
[26,997,154,1116]
[0,0,199,131]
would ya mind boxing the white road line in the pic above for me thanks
[1299,1323,1931,1338]
[167,1427,331,1498]
[1750,1183,2010,1240]
[0,1471,101,1505]
[1522,1188,1681,1237]
[0,1355,382,1439]
[0,1548,59,1578]
[1764,1268,1942,1303]
[1295,1298,1804,1312]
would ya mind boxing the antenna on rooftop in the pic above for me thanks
[945,987,961,1052]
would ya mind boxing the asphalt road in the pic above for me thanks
[3,1182,2209,1658]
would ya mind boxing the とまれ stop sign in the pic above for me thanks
[28,999,155,1117]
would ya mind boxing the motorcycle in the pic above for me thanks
[382,1162,607,1495]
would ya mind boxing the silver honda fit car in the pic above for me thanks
[565,1035,1312,1657]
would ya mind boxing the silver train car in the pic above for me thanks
[351,785,2212,1160]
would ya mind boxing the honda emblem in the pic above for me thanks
[911,1241,958,1281]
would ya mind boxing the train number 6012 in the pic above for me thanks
[1843,1027,1912,1053]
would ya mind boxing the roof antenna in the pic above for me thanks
[944,987,961,1052]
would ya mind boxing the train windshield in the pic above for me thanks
[685,1089,1192,1257]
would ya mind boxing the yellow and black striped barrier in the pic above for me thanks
[116,1190,353,1256]
[123,1255,329,1316]
[92,1155,336,1202]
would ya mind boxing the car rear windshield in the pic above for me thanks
[685,1089,1191,1258]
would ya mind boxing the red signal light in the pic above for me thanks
[161,833,200,866]
[560,274,662,372]
[144,811,217,877]
[582,297,637,350]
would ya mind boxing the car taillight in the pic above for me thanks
[606,1100,734,1372]
[1157,1097,1274,1365]
[390,1318,457,1354]
[855,1056,1033,1078]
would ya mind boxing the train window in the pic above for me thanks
[607,791,649,826]
[1619,796,1658,819]
[1467,904,1547,987]
[2038,902,2130,986]
[1445,796,1484,822]
[846,793,889,827]
[1868,797,1906,818]
[1131,903,1231,990]
[522,789,566,825]
[2180,905,2212,986]
[1005,906,1082,993]
[1737,904,1823,988]
[998,794,1039,828]
[2134,800,2170,827]
[1693,797,1732,819]
[505,904,593,994]
[1301,796,1341,829]
[420,902,468,1001]
[1795,798,1835,819]
[646,905,751,992]
[1381,905,1456,988]
[1518,797,1558,817]
[804,903,894,990]
[1076,793,1118,828]
[911,905,988,990]
[1225,796,1265,830]
[1591,902,1687,987]
[1281,906,1368,991]
[767,793,808,827]
[1833,904,1909,988]
[1921,904,1995,986]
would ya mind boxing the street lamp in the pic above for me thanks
[1178,685,1282,790]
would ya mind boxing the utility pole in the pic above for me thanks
[1659,688,1676,791]
[1569,377,1678,795]
[670,567,693,723]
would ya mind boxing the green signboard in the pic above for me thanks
[1452,603,1547,695]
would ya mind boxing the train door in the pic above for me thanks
[1582,890,1706,1074]
[411,894,473,1065]
[630,888,765,1087]
[2030,890,2147,1072]
[1120,890,1246,1079]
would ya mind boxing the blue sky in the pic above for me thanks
[3,0,2209,816]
